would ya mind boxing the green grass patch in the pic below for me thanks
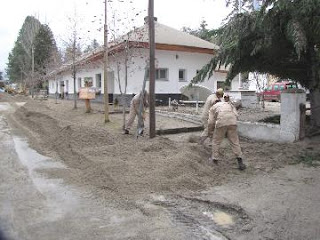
[296,152,320,167]
[259,115,281,124]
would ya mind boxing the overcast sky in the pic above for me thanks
[0,0,231,74]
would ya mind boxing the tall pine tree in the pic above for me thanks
[34,24,60,75]
[6,16,60,88]
[7,16,41,82]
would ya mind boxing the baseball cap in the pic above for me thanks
[216,88,224,95]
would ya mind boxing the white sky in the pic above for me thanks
[0,0,231,74]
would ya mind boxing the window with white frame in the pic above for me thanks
[179,69,186,81]
[146,68,169,81]
[84,77,93,87]
[156,68,168,80]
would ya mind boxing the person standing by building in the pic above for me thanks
[124,90,149,135]
[199,88,224,144]
[207,94,246,170]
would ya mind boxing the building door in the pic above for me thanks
[101,71,114,103]
[60,81,65,99]
[107,71,114,93]
[95,74,102,89]
[66,80,69,98]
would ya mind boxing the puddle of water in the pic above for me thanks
[151,194,236,239]
[13,137,78,221]
[204,210,234,226]
[0,102,10,111]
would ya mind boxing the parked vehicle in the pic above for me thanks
[259,81,298,102]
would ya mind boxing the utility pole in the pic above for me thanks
[148,0,156,138]
[104,0,110,123]
[238,0,242,89]
[31,45,35,98]
[73,35,77,109]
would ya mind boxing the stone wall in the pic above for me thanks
[157,92,306,143]
[238,91,306,143]
[237,121,281,142]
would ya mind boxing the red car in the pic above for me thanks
[260,81,297,102]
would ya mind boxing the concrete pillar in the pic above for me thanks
[280,91,306,142]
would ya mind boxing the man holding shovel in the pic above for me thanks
[124,90,149,135]
[207,94,246,171]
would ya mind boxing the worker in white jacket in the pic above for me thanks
[124,90,149,134]
[199,88,224,144]
[207,94,246,170]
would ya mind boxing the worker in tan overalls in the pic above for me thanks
[207,94,246,170]
[124,90,149,134]
[199,88,224,144]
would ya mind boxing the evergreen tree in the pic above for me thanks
[83,39,101,53]
[33,24,60,75]
[6,16,41,82]
[6,16,60,87]
[6,41,27,82]
[63,43,82,63]
[192,0,320,130]
[182,20,213,42]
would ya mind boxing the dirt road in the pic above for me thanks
[0,93,320,240]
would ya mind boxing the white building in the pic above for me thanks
[47,17,240,104]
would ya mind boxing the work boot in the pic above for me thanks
[138,129,144,136]
[237,157,246,171]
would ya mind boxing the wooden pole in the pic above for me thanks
[104,0,110,122]
[148,0,156,138]
[55,79,58,104]
[85,99,91,113]
[31,45,34,98]
[238,0,242,89]
[73,38,77,109]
